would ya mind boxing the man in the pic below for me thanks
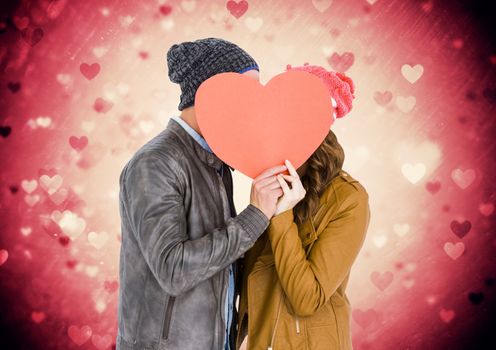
[116,37,286,350]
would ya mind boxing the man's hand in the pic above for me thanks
[250,164,287,219]
[274,159,306,216]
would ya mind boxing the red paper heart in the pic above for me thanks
[195,70,334,179]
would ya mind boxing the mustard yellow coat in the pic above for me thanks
[236,170,371,350]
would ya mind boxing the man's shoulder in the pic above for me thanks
[121,128,186,179]
[141,127,185,157]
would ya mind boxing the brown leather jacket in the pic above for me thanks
[236,170,371,350]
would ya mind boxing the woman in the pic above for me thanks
[236,63,371,350]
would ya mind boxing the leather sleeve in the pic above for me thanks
[267,187,370,317]
[120,152,269,296]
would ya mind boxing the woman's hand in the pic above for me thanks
[273,159,306,216]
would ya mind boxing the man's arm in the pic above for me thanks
[120,152,269,297]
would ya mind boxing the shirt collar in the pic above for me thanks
[167,117,235,173]
[171,115,213,153]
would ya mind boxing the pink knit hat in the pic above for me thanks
[286,62,355,120]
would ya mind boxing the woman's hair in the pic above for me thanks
[293,129,345,226]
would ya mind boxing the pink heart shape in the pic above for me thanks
[370,271,394,291]
[80,63,100,80]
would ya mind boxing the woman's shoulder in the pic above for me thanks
[320,170,369,208]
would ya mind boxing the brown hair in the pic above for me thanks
[293,129,345,226]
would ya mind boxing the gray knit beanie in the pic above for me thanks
[167,37,259,111]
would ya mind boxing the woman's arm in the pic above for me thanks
[267,189,370,317]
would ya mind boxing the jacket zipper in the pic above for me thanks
[268,286,283,350]
[295,223,317,337]
[162,296,175,340]
[269,291,302,349]
[280,222,318,343]
[292,227,317,337]
[216,166,231,349]
[255,215,319,349]
[219,266,228,349]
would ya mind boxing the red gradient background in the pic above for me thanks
[1,0,495,349]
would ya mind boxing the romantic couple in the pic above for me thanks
[116,37,371,350]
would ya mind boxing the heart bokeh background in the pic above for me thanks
[1,0,495,349]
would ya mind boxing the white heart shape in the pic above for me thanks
[401,64,424,84]
[402,163,426,184]
[396,95,416,113]
[373,234,387,248]
[451,168,475,189]
[181,0,196,12]
[244,17,263,32]
[58,210,86,241]
[88,231,109,250]
[21,179,38,193]
[312,0,333,13]
[443,241,465,260]
[393,223,410,237]
[39,174,63,195]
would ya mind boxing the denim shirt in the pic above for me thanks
[171,115,235,350]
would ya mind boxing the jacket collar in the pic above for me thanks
[167,117,234,173]
[170,115,214,153]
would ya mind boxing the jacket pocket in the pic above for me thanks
[305,302,340,348]
[162,296,176,340]
[307,325,339,349]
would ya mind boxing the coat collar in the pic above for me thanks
[167,117,234,173]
